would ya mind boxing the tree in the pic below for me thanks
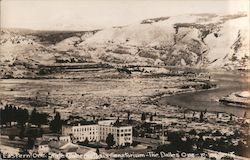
[83,137,89,145]
[150,114,153,121]
[113,117,120,127]
[243,111,247,118]
[96,147,100,155]
[30,108,38,125]
[8,135,15,140]
[132,128,139,137]
[50,112,62,133]
[19,125,25,139]
[199,111,204,122]
[0,107,8,126]
[30,108,48,127]
[154,112,157,116]
[27,137,35,149]
[192,111,195,117]
[204,109,207,115]
[127,111,130,121]
[26,129,38,149]
[141,112,146,121]
[183,110,186,119]
[106,133,115,149]
[17,108,29,126]
[37,113,48,126]
[230,114,233,121]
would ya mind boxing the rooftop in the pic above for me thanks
[39,141,49,145]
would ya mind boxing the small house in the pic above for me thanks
[38,141,50,153]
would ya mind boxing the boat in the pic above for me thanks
[219,91,250,108]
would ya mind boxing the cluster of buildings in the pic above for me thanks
[62,120,133,146]
[35,119,133,159]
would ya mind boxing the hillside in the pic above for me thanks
[80,13,249,69]
[0,13,249,78]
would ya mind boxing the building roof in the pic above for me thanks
[39,141,49,145]
[60,142,78,150]
[49,141,68,149]
[65,120,97,126]
[43,133,60,137]
[67,147,78,153]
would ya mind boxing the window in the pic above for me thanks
[121,134,124,137]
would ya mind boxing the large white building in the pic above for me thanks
[62,120,132,146]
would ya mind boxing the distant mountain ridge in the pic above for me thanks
[0,13,249,78]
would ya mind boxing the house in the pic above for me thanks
[42,133,60,141]
[59,135,71,142]
[63,147,80,159]
[83,150,99,160]
[38,141,50,153]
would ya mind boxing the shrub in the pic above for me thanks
[9,135,15,140]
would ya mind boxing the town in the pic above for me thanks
[0,102,249,159]
[0,0,249,159]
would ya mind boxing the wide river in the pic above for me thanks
[158,71,250,118]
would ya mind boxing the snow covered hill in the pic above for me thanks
[80,13,249,69]
[0,13,249,78]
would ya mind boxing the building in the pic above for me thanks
[59,135,71,142]
[62,120,133,146]
[38,141,50,153]
[64,148,80,159]
[42,133,60,141]
[98,120,132,146]
[62,124,99,142]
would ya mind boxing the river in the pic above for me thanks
[158,71,250,118]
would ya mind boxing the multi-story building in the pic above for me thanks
[62,120,132,146]
[62,124,99,142]
[98,120,132,146]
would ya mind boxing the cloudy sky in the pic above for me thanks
[1,0,249,30]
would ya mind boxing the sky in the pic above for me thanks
[1,0,249,30]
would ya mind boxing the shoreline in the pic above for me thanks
[155,87,250,119]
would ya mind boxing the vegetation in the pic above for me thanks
[141,112,146,121]
[0,104,29,126]
[30,108,48,126]
[106,133,115,149]
[49,112,62,133]
[96,147,100,155]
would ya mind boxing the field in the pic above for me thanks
[0,63,212,119]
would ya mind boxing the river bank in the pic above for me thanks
[158,71,250,118]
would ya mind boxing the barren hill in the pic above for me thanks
[0,13,249,78]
